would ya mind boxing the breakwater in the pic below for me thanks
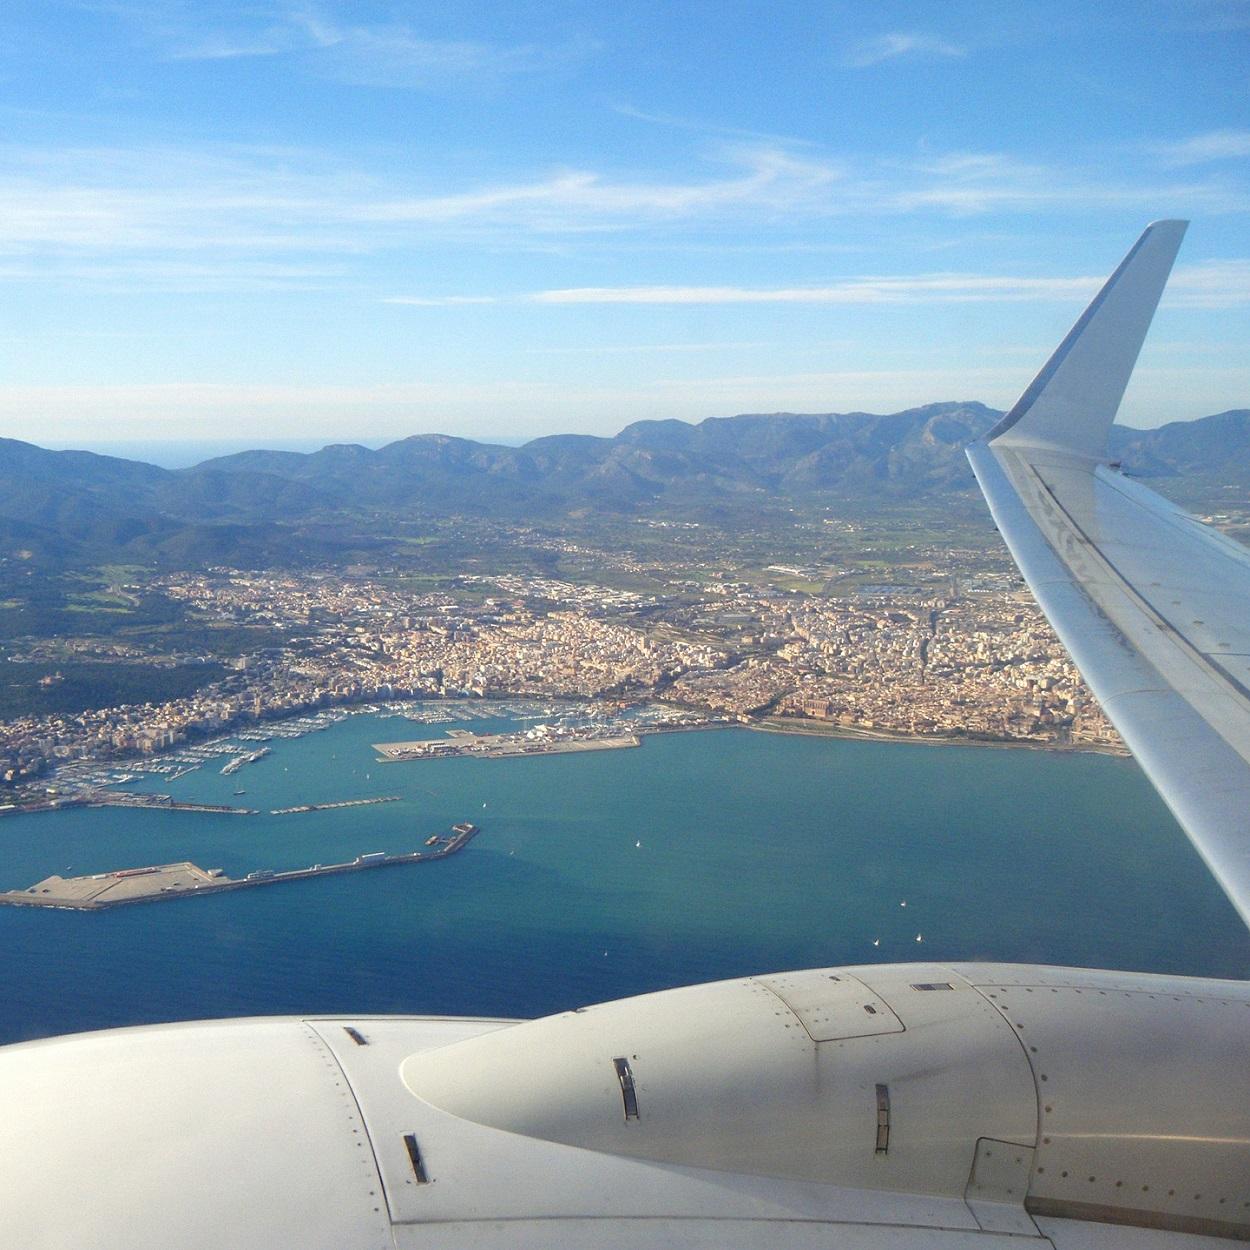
[86,791,257,814]
[0,823,479,911]
[270,795,401,816]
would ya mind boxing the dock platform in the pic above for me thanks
[374,728,639,761]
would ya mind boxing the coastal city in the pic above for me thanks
[0,547,1121,802]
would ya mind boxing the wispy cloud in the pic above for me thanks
[529,276,1098,305]
[892,148,1250,215]
[128,5,597,87]
[159,12,294,62]
[1,136,1245,294]
[165,35,290,61]
[0,141,843,275]
[349,145,843,227]
[844,31,966,69]
[1166,259,1250,307]
[0,256,349,293]
[291,12,596,91]
[529,340,780,355]
[0,142,367,255]
[388,262,1250,311]
[1154,129,1250,166]
[611,103,814,147]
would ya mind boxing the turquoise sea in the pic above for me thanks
[1,711,1247,1045]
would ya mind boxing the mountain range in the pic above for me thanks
[1,402,1247,566]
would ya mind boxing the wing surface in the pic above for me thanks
[967,220,1250,928]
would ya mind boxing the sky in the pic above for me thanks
[1,0,1248,451]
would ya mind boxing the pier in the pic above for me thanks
[269,795,401,816]
[221,747,271,776]
[0,824,480,911]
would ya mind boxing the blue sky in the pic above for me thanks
[2,1,1248,448]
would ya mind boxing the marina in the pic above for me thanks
[25,699,712,808]
[0,823,479,911]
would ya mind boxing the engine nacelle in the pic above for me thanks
[403,962,1250,1238]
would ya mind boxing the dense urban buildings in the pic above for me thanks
[0,555,1119,791]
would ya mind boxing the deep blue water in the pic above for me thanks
[1,713,1246,1045]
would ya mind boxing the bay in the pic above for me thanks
[1,710,1246,1046]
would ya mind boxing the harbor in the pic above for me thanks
[0,707,1245,1048]
[28,699,712,809]
[0,823,480,911]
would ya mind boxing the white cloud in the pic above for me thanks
[529,276,1097,305]
[162,25,293,61]
[1165,259,1250,307]
[892,148,1250,215]
[0,144,363,257]
[350,146,842,225]
[0,137,1245,294]
[845,31,966,69]
[140,6,596,87]
[611,103,813,147]
[381,260,1250,311]
[0,142,846,272]
[291,13,596,90]
[0,256,349,293]
[1154,129,1250,166]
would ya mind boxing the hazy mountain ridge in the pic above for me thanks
[0,403,1246,566]
[1108,410,1250,481]
[191,402,1004,506]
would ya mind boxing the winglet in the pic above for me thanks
[985,220,1188,460]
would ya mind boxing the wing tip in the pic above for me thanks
[1141,217,1190,249]
[979,220,1188,458]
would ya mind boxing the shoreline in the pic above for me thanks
[9,695,1130,813]
[748,716,1130,757]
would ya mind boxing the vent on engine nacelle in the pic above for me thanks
[875,1084,891,1155]
[402,1133,429,1184]
[613,1057,640,1121]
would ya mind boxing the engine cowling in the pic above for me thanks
[402,962,1250,1238]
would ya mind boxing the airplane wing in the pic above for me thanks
[967,220,1250,929]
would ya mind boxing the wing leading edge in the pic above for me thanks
[968,221,1250,929]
